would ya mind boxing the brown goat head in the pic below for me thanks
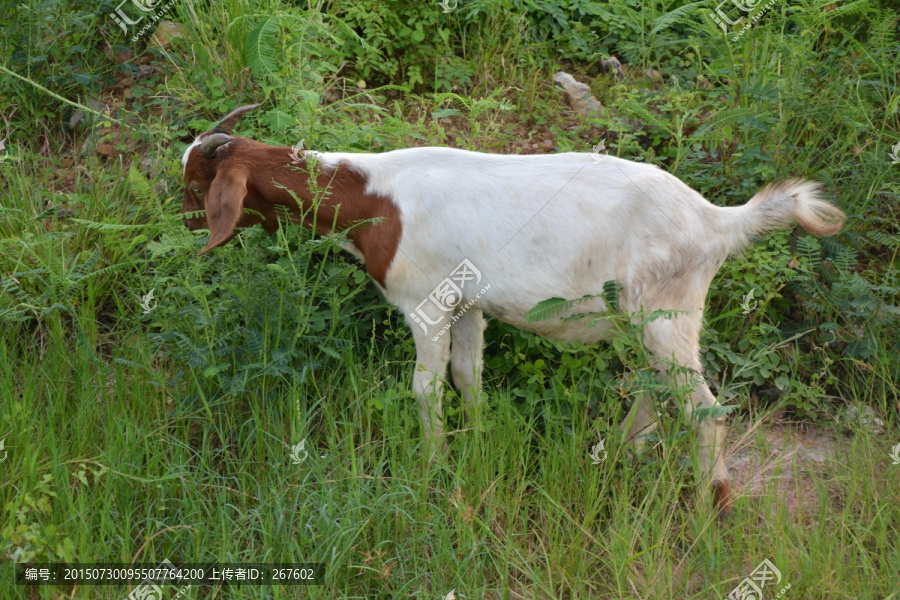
[180,103,277,255]
[180,103,403,286]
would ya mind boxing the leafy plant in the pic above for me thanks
[2,475,76,563]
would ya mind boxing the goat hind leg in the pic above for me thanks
[643,317,731,510]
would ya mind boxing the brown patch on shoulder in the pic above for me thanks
[713,480,732,512]
[309,159,402,288]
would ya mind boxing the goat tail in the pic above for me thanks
[721,179,845,257]
[745,179,845,237]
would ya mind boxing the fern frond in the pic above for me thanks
[619,99,672,134]
[650,1,705,35]
[70,219,149,232]
[602,280,623,314]
[525,295,596,323]
[796,235,822,265]
[245,17,280,76]
[820,0,872,19]
[691,108,758,141]
[868,231,900,247]
[128,165,156,204]
[832,246,858,272]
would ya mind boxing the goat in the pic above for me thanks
[181,104,846,511]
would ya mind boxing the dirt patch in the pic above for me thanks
[726,417,848,521]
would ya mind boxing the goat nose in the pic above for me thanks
[183,218,191,230]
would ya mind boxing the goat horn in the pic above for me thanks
[210,103,261,134]
[199,133,235,158]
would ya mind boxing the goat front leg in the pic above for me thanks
[450,309,486,412]
[685,382,730,511]
[620,393,659,453]
[406,309,452,457]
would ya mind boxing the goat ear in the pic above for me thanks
[199,167,250,255]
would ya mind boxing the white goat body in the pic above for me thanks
[315,148,797,339]
[182,106,846,511]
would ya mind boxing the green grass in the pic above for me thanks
[1,0,899,597]
[2,311,899,598]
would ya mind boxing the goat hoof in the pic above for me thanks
[712,480,732,513]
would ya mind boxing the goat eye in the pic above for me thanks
[190,184,204,195]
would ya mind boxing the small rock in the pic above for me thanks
[104,46,134,64]
[844,404,885,434]
[69,110,87,130]
[140,156,162,177]
[69,98,110,130]
[599,56,624,80]
[553,71,603,118]
[87,97,108,113]
[151,21,184,48]
[96,142,118,157]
